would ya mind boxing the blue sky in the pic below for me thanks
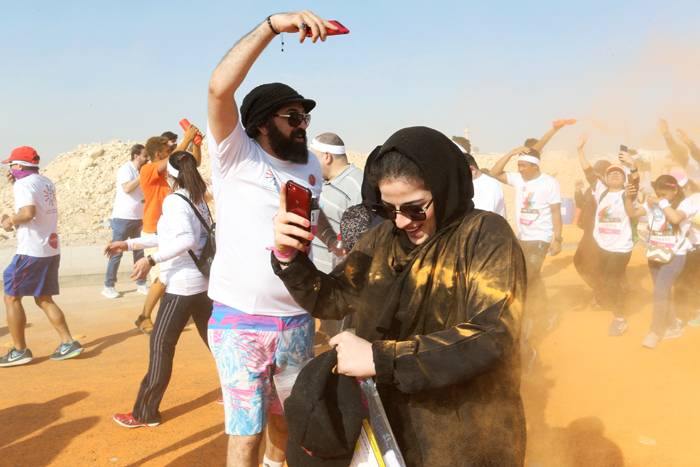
[1,1,699,164]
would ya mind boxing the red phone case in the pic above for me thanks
[285,180,313,245]
[306,20,349,36]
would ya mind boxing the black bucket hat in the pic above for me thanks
[240,82,316,137]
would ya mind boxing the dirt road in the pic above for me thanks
[1,239,699,466]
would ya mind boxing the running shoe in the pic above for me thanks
[50,341,84,361]
[642,332,661,349]
[113,412,160,428]
[134,315,153,334]
[101,286,120,299]
[136,284,149,296]
[687,312,700,328]
[0,347,33,367]
[608,318,628,337]
[663,322,684,340]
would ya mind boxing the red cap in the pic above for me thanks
[3,146,40,167]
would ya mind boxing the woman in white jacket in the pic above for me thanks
[108,151,213,428]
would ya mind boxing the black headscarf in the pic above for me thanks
[374,126,474,230]
[361,146,382,208]
[371,126,475,335]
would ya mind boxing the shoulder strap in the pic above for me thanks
[174,193,213,233]
[596,188,610,205]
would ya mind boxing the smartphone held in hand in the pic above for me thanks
[285,180,313,245]
[306,20,350,37]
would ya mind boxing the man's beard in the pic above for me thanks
[266,121,308,164]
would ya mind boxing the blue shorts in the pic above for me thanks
[3,254,60,297]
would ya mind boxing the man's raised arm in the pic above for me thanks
[208,11,335,144]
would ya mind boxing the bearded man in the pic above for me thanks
[206,10,341,467]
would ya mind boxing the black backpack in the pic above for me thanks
[174,193,216,278]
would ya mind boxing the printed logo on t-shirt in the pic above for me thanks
[264,169,280,192]
[597,205,623,235]
[519,192,539,225]
[43,185,57,209]
[49,233,59,249]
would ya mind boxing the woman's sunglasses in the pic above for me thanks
[372,199,434,221]
[274,112,311,128]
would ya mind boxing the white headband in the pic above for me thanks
[166,160,179,179]
[310,137,346,155]
[518,155,541,166]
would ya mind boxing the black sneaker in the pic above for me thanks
[50,341,83,361]
[0,347,34,367]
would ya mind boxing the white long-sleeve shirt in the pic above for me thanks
[129,189,210,296]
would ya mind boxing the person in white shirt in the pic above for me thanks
[626,175,693,349]
[0,146,83,367]
[464,153,506,217]
[207,11,341,467]
[490,145,562,364]
[107,151,213,428]
[102,144,148,299]
[654,172,700,327]
[576,136,645,336]
[309,132,363,273]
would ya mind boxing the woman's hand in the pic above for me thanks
[132,257,152,281]
[329,331,376,379]
[274,184,314,256]
[104,241,128,257]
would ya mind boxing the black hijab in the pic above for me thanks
[371,126,475,336]
[374,126,474,230]
[361,145,382,208]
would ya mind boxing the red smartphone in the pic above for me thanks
[285,180,313,245]
[179,118,203,146]
[306,20,349,36]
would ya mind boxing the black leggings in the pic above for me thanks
[132,291,212,423]
[594,246,632,318]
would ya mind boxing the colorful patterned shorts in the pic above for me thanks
[208,303,314,435]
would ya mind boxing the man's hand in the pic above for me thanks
[658,118,670,135]
[624,183,638,200]
[5,171,15,185]
[329,331,376,379]
[269,11,338,43]
[274,184,313,255]
[1,215,13,232]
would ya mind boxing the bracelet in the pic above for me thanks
[266,15,280,34]
[147,255,156,267]
[658,199,671,210]
[266,246,296,261]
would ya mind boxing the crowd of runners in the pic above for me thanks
[2,10,699,467]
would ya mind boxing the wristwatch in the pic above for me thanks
[147,255,156,266]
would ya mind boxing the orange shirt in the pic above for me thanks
[139,162,171,233]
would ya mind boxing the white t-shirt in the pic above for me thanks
[644,201,692,255]
[679,193,700,246]
[506,172,561,242]
[111,161,144,220]
[131,189,209,296]
[207,122,322,317]
[13,173,60,257]
[592,181,634,253]
[472,173,506,217]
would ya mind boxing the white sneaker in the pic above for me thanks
[136,284,149,296]
[664,323,684,340]
[642,332,661,349]
[101,286,120,299]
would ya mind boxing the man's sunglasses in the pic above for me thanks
[274,112,311,128]
[371,199,434,221]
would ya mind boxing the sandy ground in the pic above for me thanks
[1,226,700,466]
